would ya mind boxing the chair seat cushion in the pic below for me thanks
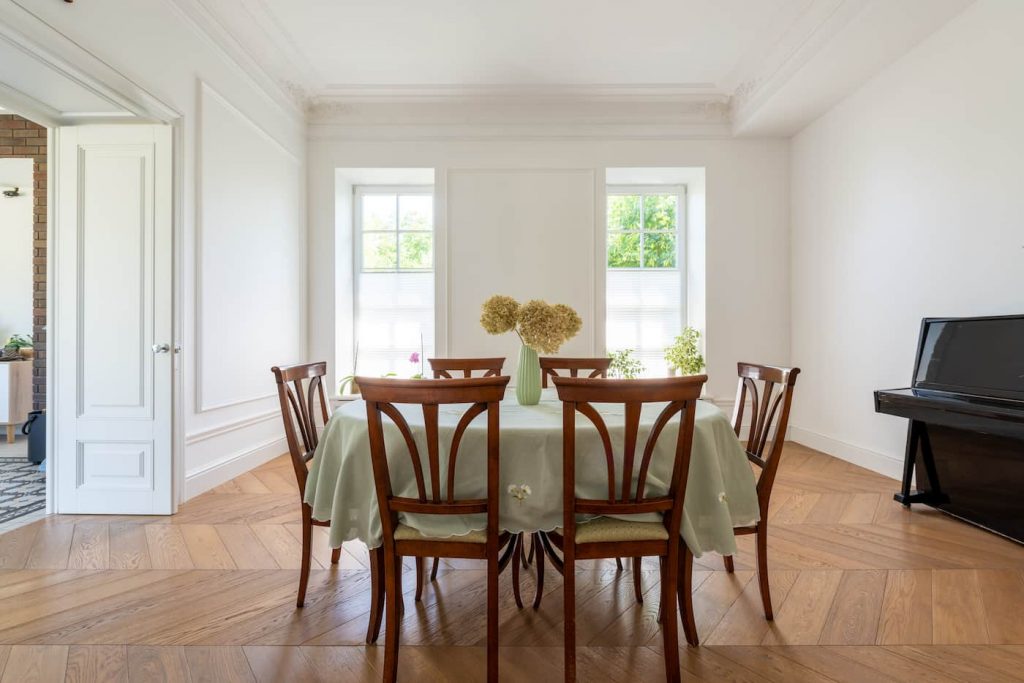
[394,524,487,544]
[560,516,670,544]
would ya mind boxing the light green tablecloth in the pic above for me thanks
[304,389,759,558]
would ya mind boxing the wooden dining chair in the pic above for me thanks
[429,357,505,379]
[360,375,512,683]
[720,362,801,620]
[551,375,706,683]
[270,362,343,608]
[539,356,611,388]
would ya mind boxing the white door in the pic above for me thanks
[54,125,173,514]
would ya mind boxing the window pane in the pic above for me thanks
[607,195,641,231]
[644,194,676,231]
[399,232,433,269]
[643,233,677,268]
[607,232,641,268]
[362,232,397,269]
[356,271,434,378]
[399,195,432,231]
[362,194,396,231]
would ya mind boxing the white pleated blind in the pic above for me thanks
[356,271,434,377]
[606,269,681,376]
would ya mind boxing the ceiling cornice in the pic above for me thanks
[164,0,308,118]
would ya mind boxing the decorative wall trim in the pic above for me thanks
[164,0,306,119]
[184,409,279,445]
[184,435,285,499]
[1,2,181,123]
[788,425,903,481]
[193,79,299,414]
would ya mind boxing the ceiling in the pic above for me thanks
[187,0,974,134]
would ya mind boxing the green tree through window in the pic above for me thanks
[607,193,678,269]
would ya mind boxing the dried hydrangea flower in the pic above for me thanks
[480,295,521,335]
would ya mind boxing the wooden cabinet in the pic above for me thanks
[0,360,33,443]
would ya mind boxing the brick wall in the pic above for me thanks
[0,114,46,411]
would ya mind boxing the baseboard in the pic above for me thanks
[184,436,286,499]
[788,426,903,480]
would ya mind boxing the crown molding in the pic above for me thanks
[164,0,308,119]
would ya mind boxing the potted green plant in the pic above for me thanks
[664,327,705,376]
[608,349,644,379]
[4,334,33,360]
[339,344,360,395]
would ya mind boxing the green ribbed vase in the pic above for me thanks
[515,345,542,406]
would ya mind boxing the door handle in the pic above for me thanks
[152,343,171,354]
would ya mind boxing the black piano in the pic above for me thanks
[875,314,1024,543]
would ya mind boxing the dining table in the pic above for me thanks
[304,388,760,558]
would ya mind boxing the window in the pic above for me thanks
[606,186,685,376]
[355,187,434,378]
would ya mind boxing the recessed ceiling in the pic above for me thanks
[199,0,816,95]
[259,0,811,90]
[188,0,975,134]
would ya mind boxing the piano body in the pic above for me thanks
[875,315,1024,543]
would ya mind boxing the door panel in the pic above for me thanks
[56,125,172,514]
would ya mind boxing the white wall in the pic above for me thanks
[790,0,1024,477]
[0,158,33,344]
[311,137,790,405]
[10,0,307,498]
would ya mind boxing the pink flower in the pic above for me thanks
[409,352,420,364]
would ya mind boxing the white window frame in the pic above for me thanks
[605,183,688,330]
[352,184,436,373]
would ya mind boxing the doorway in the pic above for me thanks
[0,112,46,531]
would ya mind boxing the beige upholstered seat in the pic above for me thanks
[394,524,487,544]
[560,516,670,544]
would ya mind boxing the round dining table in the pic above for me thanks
[304,388,759,559]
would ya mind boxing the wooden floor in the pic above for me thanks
[2,443,1024,681]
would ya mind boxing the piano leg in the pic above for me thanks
[894,420,921,506]
[894,420,947,506]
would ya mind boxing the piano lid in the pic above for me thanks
[913,315,1024,403]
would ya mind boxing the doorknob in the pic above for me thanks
[152,343,171,354]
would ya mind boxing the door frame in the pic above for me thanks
[0,9,186,514]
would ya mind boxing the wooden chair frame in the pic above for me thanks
[721,362,801,620]
[360,376,511,683]
[551,375,706,683]
[429,357,505,379]
[271,362,343,608]
[539,357,611,388]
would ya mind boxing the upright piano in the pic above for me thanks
[875,315,1024,543]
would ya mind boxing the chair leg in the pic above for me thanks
[430,556,440,581]
[383,552,402,683]
[487,543,500,682]
[755,524,773,620]
[532,532,545,610]
[723,555,735,573]
[512,534,524,609]
[632,557,643,603]
[678,545,699,647]
[415,556,425,602]
[331,546,342,565]
[564,551,576,682]
[615,557,623,571]
[297,509,313,608]
[367,546,385,644]
[520,533,530,569]
[660,550,681,682]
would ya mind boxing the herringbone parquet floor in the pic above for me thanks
[2,442,1024,681]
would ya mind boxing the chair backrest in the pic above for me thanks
[271,362,332,498]
[429,357,505,379]
[552,375,706,543]
[730,362,801,515]
[359,376,510,549]
[540,357,611,388]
